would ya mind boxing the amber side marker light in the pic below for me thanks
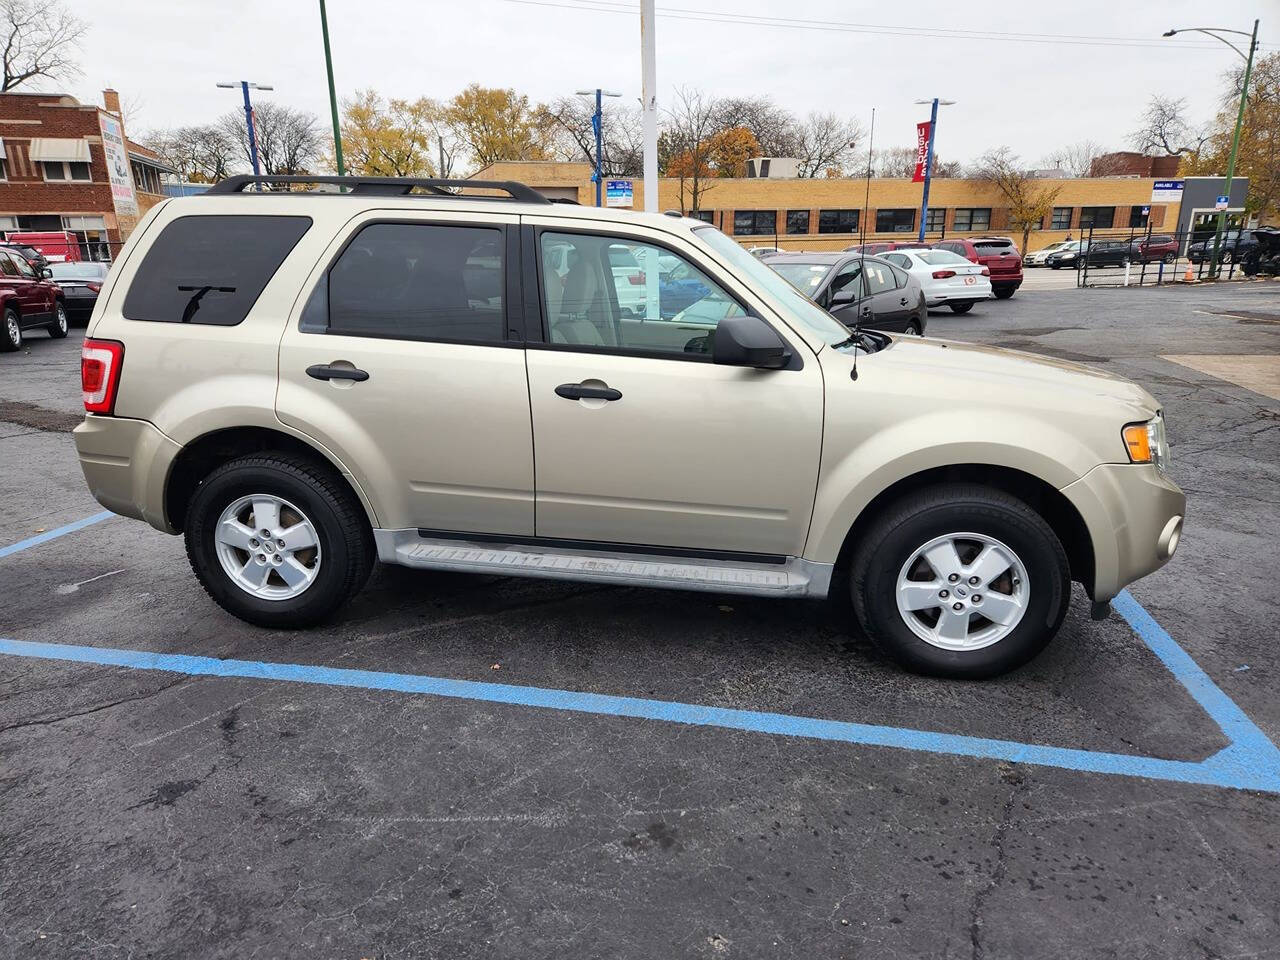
[1122,423,1153,463]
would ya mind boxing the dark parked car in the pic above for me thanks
[932,236,1022,299]
[1130,234,1179,264]
[1082,240,1133,268]
[48,261,110,325]
[1188,230,1257,264]
[0,242,50,273]
[767,252,928,335]
[0,248,68,350]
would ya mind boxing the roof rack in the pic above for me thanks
[205,174,550,204]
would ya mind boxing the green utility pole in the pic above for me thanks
[319,0,345,176]
[1208,18,1259,279]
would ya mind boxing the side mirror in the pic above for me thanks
[40,267,52,279]
[713,314,791,369]
[829,289,856,307]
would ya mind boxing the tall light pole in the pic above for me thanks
[1163,20,1259,279]
[914,98,955,242]
[216,81,273,179]
[640,0,658,213]
[318,0,344,176]
[575,88,621,206]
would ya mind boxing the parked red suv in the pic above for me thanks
[934,237,1023,299]
[0,247,68,350]
[1130,234,1179,264]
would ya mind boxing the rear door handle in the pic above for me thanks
[555,382,622,401]
[307,363,369,382]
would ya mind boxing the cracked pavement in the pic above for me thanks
[1,282,1278,958]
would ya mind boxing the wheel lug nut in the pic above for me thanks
[260,529,271,538]
[939,589,950,599]
[973,594,983,603]
[968,576,980,585]
[256,554,265,563]
[952,601,964,611]
[948,573,959,583]
[249,538,259,548]
[272,554,282,563]
[277,540,286,549]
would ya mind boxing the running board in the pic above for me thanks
[373,529,833,598]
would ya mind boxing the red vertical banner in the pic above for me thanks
[912,121,932,182]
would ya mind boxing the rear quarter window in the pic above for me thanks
[122,215,312,326]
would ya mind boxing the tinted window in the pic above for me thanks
[1129,204,1149,228]
[734,210,777,236]
[875,209,915,233]
[953,208,991,232]
[50,262,109,280]
[124,215,311,326]
[818,209,859,234]
[10,253,34,278]
[540,230,745,359]
[974,240,1015,255]
[1080,206,1115,229]
[324,222,504,343]
[785,209,810,235]
[924,208,945,232]
[829,261,864,298]
[0,253,17,277]
[1050,207,1072,230]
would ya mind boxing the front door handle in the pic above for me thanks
[555,382,622,401]
[307,363,369,382]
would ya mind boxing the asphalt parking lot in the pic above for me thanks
[2,281,1279,959]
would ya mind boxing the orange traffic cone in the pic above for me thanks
[1182,264,1195,282]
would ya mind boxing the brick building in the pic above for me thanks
[0,89,173,260]
[478,161,1211,253]
[1089,152,1182,178]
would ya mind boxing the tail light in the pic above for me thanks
[82,338,124,414]
[627,272,646,285]
[932,270,956,279]
[86,282,101,293]
[981,267,990,276]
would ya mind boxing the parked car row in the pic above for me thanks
[0,242,109,351]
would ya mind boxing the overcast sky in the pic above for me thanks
[59,0,1271,168]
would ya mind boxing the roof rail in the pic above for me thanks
[205,174,550,204]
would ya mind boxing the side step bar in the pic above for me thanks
[373,530,833,598]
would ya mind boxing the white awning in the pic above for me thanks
[28,138,91,163]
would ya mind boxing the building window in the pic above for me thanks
[786,209,811,234]
[1080,206,1115,229]
[1129,205,1150,228]
[688,210,713,224]
[42,160,91,182]
[0,158,7,181]
[733,210,777,236]
[0,216,16,231]
[875,208,916,234]
[1050,207,1072,231]
[816,209,858,234]
[953,208,991,232]
[923,208,945,233]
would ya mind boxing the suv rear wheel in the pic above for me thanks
[849,484,1070,678]
[1,307,21,352]
[184,453,375,628]
[949,302,974,314]
[48,302,68,339]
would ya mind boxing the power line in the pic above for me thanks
[503,0,1271,51]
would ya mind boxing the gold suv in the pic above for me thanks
[73,175,1184,678]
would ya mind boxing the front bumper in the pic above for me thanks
[1060,463,1186,602]
[72,415,181,533]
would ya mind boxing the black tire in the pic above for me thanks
[949,301,974,314]
[849,484,1070,679]
[184,452,375,629]
[48,301,68,339]
[904,321,920,336]
[1049,264,1061,270]
[1163,253,1175,264]
[992,286,1016,300]
[1,307,21,352]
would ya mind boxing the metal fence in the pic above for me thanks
[1068,225,1251,288]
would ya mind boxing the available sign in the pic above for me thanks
[97,111,138,219]
[912,121,931,183]
[1151,179,1184,203]
[605,179,633,208]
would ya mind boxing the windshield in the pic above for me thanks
[49,262,107,280]
[769,261,832,294]
[916,250,970,266]
[695,227,850,345]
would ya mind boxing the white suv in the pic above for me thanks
[72,175,1184,678]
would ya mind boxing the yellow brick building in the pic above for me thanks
[478,161,1180,254]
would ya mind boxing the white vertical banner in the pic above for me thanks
[97,111,138,218]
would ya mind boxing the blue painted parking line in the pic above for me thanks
[0,511,113,559]
[1,590,1277,793]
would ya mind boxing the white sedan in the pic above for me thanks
[1025,240,1072,267]
[879,249,991,314]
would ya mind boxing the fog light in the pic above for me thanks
[1158,515,1183,560]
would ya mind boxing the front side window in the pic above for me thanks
[0,252,18,277]
[818,209,859,234]
[1050,207,1072,230]
[953,208,991,232]
[829,261,865,301]
[123,215,311,326]
[321,222,504,343]
[540,230,745,359]
[733,210,777,236]
[875,208,915,234]
[785,210,810,235]
[1080,206,1115,229]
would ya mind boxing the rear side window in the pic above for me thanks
[322,222,505,344]
[123,215,311,326]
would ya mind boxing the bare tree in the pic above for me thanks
[218,102,325,176]
[860,146,961,179]
[793,112,863,178]
[1131,95,1208,158]
[1040,139,1110,177]
[141,125,238,182]
[541,96,643,177]
[0,0,85,90]
[972,147,1061,253]
[663,87,721,212]
[712,95,799,157]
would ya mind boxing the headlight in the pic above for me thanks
[1122,414,1169,471]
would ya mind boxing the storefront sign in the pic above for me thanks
[1151,180,1184,203]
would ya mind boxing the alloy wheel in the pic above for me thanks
[213,493,322,601]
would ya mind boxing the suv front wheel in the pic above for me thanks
[184,453,375,628]
[850,484,1070,678]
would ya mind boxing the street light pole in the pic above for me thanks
[216,81,273,180]
[575,88,621,207]
[1163,20,1259,279]
[914,98,955,243]
[319,0,345,176]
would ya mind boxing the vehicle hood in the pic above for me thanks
[862,334,1159,419]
